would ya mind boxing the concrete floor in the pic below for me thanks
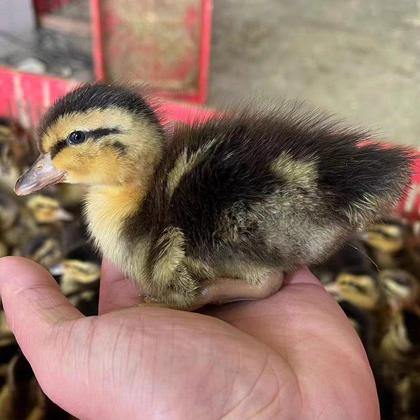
[208,0,420,147]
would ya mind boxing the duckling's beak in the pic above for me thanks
[49,262,64,276]
[15,154,66,196]
[324,282,341,298]
[54,208,74,222]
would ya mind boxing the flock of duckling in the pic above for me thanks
[0,117,98,419]
[0,83,418,418]
[313,219,420,420]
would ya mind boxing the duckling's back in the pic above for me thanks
[127,108,413,275]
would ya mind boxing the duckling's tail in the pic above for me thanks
[340,142,415,228]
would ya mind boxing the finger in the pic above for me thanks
[0,256,83,352]
[98,258,141,314]
[284,266,323,286]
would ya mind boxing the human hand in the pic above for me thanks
[0,257,379,419]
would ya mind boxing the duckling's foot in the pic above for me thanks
[198,272,284,307]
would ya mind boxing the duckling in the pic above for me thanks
[361,219,420,275]
[51,258,100,296]
[325,271,383,311]
[49,243,100,296]
[380,307,420,371]
[378,269,419,312]
[2,194,71,250]
[0,190,19,232]
[18,234,64,270]
[325,270,393,347]
[25,194,73,224]
[0,118,35,191]
[379,308,420,419]
[0,354,38,420]
[0,118,20,191]
[14,84,414,310]
[311,239,373,284]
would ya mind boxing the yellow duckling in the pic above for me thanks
[15,84,414,309]
[362,219,420,275]
[51,258,100,296]
[25,194,73,224]
[325,271,383,311]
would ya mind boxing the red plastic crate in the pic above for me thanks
[92,0,212,103]
[0,0,212,113]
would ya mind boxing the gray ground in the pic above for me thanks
[208,0,420,147]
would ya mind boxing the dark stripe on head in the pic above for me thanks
[50,140,67,159]
[39,83,162,136]
[50,127,122,158]
[89,127,121,139]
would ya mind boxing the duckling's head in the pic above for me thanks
[15,84,164,195]
[51,259,100,284]
[362,220,407,253]
[26,194,73,224]
[325,271,381,310]
[378,269,419,310]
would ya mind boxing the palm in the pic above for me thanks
[0,258,379,419]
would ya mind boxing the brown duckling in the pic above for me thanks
[15,83,413,310]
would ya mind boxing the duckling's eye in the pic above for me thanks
[68,131,86,145]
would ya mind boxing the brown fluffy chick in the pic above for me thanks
[15,84,414,310]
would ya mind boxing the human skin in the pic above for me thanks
[0,257,379,419]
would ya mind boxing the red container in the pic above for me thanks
[0,0,212,119]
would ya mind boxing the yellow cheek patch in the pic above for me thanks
[52,143,125,185]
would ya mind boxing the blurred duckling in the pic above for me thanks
[0,118,20,190]
[2,195,71,249]
[378,269,419,312]
[325,270,392,347]
[25,194,73,224]
[379,307,420,419]
[51,259,100,296]
[311,239,373,284]
[380,307,420,371]
[19,234,63,270]
[0,354,38,420]
[15,83,414,310]
[325,271,383,311]
[0,117,36,191]
[0,190,19,232]
[361,219,420,275]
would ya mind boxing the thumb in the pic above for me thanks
[0,256,83,361]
